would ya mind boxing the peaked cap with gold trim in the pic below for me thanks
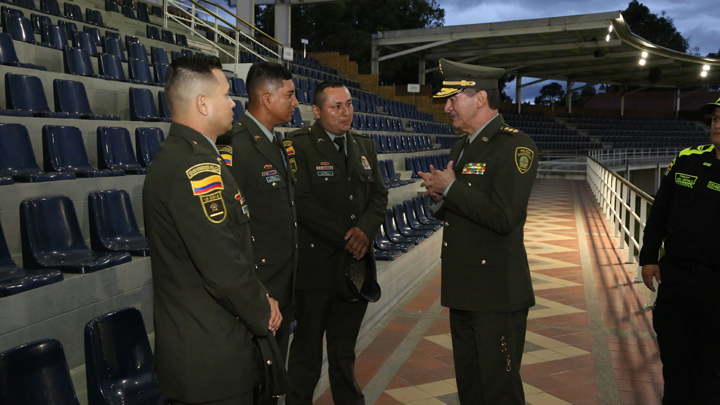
[433,59,505,99]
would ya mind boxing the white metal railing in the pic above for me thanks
[586,156,657,308]
[589,147,681,168]
[163,0,281,67]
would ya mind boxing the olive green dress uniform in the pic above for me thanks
[284,122,388,405]
[435,115,538,404]
[216,113,298,359]
[143,123,271,404]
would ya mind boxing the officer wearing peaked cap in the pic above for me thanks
[419,59,538,404]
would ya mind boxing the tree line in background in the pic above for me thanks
[247,0,718,106]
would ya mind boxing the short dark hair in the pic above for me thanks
[246,62,293,105]
[312,81,347,107]
[164,54,223,114]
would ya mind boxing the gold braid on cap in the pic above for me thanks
[442,80,476,87]
[433,88,462,98]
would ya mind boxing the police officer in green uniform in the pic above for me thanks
[284,81,388,405]
[216,62,299,368]
[143,55,282,405]
[419,59,538,404]
[640,97,720,404]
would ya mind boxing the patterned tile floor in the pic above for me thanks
[312,179,663,404]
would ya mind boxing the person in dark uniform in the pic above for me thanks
[418,59,538,404]
[640,97,720,404]
[143,54,282,405]
[284,81,388,405]
[216,62,299,368]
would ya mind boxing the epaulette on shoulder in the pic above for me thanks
[349,130,369,138]
[679,144,714,157]
[499,125,519,134]
[285,129,311,140]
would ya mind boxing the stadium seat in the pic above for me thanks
[83,26,102,46]
[84,307,160,405]
[53,79,121,120]
[0,339,80,404]
[5,73,71,117]
[136,5,149,22]
[128,42,148,63]
[232,102,243,122]
[42,125,125,177]
[20,195,132,273]
[161,29,174,44]
[403,200,440,231]
[378,160,398,188]
[392,204,433,238]
[232,78,248,97]
[40,0,61,15]
[383,208,422,245]
[386,159,413,185]
[0,123,76,182]
[135,127,164,167]
[104,0,119,12]
[150,46,169,65]
[88,190,150,255]
[128,58,155,85]
[74,31,99,56]
[129,87,163,121]
[4,15,36,45]
[158,90,171,120]
[58,20,78,39]
[98,53,126,81]
[63,47,99,78]
[153,62,168,85]
[146,24,160,40]
[97,126,148,175]
[41,24,69,50]
[122,4,135,19]
[175,33,188,47]
[374,226,413,253]
[30,13,51,34]
[86,8,104,27]
[0,220,63,297]
[411,196,443,226]
[102,36,126,62]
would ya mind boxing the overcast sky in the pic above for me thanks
[435,0,720,102]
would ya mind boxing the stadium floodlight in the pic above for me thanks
[605,34,611,42]
[639,58,646,66]
[608,25,613,33]
[641,51,648,59]
[701,71,708,78]
[703,64,710,71]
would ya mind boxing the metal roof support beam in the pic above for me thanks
[521,78,545,87]
[418,58,426,85]
[378,39,455,62]
[675,87,681,118]
[274,2,291,46]
[371,35,380,75]
[566,81,574,115]
[516,75,522,114]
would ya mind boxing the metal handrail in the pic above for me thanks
[163,0,281,66]
[586,156,657,308]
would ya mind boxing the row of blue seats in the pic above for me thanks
[0,123,163,184]
[437,136,461,148]
[518,127,578,136]
[566,115,697,125]
[408,121,454,135]
[530,134,590,143]
[374,196,443,261]
[536,141,602,150]
[597,135,708,144]
[145,23,187,47]
[406,154,449,178]
[501,111,555,122]
[351,113,404,132]
[371,134,434,154]
[588,129,704,137]
[105,0,160,23]
[0,307,160,404]
[290,64,360,90]
[1,189,147,296]
[377,159,415,189]
[351,89,434,121]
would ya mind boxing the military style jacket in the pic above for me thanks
[285,122,388,291]
[216,114,298,308]
[143,123,270,403]
[639,144,720,268]
[435,114,538,312]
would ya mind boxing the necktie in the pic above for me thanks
[458,138,471,162]
[275,136,287,169]
[334,136,346,161]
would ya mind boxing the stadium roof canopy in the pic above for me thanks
[371,11,720,93]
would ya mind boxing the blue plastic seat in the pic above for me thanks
[373,226,412,253]
[88,190,149,255]
[53,79,121,120]
[151,5,163,18]
[128,58,155,85]
[74,31,99,56]
[153,62,168,85]
[392,204,432,238]
[98,53,126,81]
[20,195,132,273]
[41,24,69,50]
[0,220,63,297]
[104,0,119,12]
[63,47,99,77]
[135,127,164,167]
[232,78,248,97]
[0,339,80,404]
[386,159,413,185]
[175,33,187,47]
[86,8,104,26]
[129,87,163,121]
[150,46,169,65]
[83,26,101,45]
[58,20,78,39]
[84,307,161,405]
[1,7,24,29]
[383,208,422,245]
[30,13,51,34]
[136,5,149,22]
[42,125,125,177]
[157,90,171,120]
[145,24,159,40]
[378,160,398,188]
[232,102,243,122]
[161,29,174,44]
[128,41,148,63]
[5,73,72,117]
[102,36,126,62]
[4,15,36,44]
[122,4,135,19]
[403,200,440,231]
[97,126,148,175]
[40,0,61,15]
[411,196,443,226]
[0,123,76,182]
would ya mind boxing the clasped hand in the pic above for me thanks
[418,162,456,202]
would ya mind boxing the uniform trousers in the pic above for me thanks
[287,289,368,405]
[257,305,293,405]
[653,258,720,404]
[449,308,528,404]
[170,389,253,405]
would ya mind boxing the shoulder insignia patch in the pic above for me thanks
[515,147,534,174]
[186,163,226,223]
[283,139,296,156]
[679,144,714,157]
[501,125,519,134]
[217,145,233,166]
